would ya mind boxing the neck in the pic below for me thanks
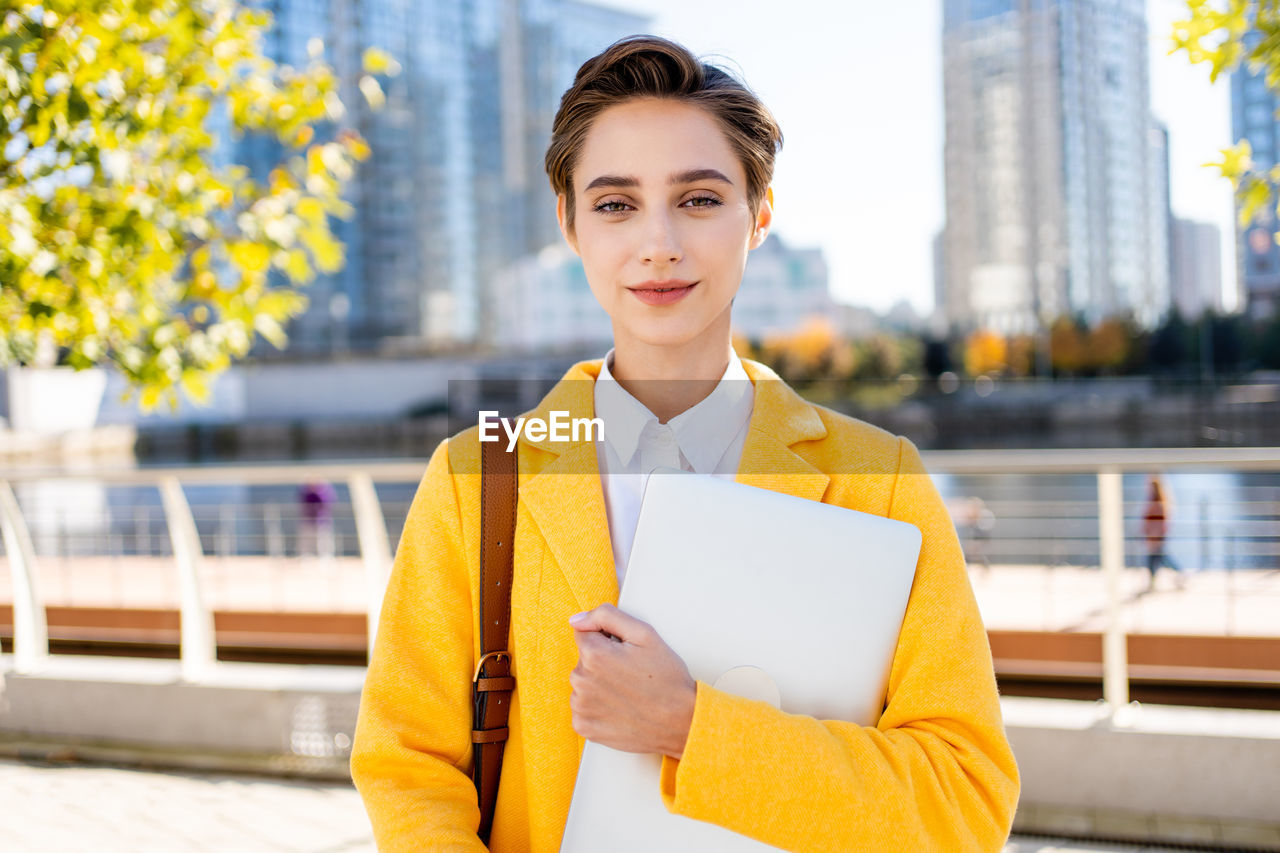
[609,336,734,424]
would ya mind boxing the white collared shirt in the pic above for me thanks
[593,349,755,586]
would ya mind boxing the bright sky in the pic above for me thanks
[610,0,1238,316]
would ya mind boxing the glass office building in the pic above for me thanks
[941,0,1172,334]
[228,0,646,353]
[466,0,648,344]
[1231,28,1280,320]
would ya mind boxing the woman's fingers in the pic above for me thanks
[567,606,696,757]
[569,603,654,644]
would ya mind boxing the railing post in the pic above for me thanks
[265,503,284,559]
[1097,468,1129,713]
[0,481,49,673]
[348,473,392,659]
[159,477,216,681]
[1226,534,1237,636]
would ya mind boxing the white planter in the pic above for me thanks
[5,366,108,434]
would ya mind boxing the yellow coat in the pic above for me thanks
[351,358,1020,852]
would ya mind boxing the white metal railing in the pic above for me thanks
[923,446,1280,717]
[0,461,422,680]
[3,449,1279,718]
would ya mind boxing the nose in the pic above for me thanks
[637,209,682,265]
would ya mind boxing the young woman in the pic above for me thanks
[351,35,1020,852]
[1142,475,1185,590]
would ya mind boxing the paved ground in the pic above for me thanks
[0,555,367,614]
[967,564,1280,635]
[1,759,374,853]
[0,759,1214,853]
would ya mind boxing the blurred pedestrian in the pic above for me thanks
[957,499,993,571]
[969,497,996,573]
[1142,476,1184,590]
[950,497,995,574]
[298,480,336,561]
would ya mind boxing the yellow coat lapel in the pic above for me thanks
[516,360,619,612]
[736,359,831,503]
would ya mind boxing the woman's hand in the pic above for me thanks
[568,603,696,759]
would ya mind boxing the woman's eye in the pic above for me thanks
[593,200,631,214]
[592,195,722,215]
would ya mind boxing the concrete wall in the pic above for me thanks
[1006,696,1280,850]
[0,657,363,777]
[3,664,1278,849]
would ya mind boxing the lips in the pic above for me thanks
[627,280,697,306]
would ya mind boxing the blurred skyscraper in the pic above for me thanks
[1231,28,1280,321]
[941,0,1172,335]
[229,0,647,354]
[468,0,649,346]
[1170,218,1223,319]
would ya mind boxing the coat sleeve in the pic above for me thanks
[657,437,1020,852]
[350,440,487,851]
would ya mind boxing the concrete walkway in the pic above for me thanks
[968,564,1280,636]
[3,557,1279,636]
[0,759,1213,853]
[1,759,374,853]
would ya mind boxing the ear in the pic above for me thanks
[748,186,773,250]
[556,193,580,256]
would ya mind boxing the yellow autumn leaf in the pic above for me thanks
[362,47,401,76]
[228,240,272,273]
[180,369,211,402]
[295,196,326,225]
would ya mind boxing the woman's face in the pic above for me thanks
[557,97,771,355]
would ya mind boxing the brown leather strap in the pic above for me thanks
[471,727,510,744]
[474,424,517,843]
[476,676,515,693]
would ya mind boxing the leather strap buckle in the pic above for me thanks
[474,650,511,683]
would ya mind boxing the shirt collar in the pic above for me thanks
[594,352,654,467]
[594,349,754,474]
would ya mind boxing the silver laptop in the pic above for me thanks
[560,468,922,852]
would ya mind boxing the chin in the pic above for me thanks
[610,297,735,352]
[630,318,725,350]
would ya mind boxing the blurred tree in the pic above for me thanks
[962,329,1006,376]
[1120,317,1151,374]
[1148,311,1193,372]
[1006,333,1036,377]
[1049,316,1087,375]
[761,317,858,387]
[1208,311,1248,371]
[1257,312,1280,367]
[921,335,952,378]
[730,330,760,363]
[1088,317,1131,373]
[894,335,924,378]
[852,333,904,381]
[790,317,839,373]
[0,0,398,408]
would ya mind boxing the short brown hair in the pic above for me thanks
[545,35,783,235]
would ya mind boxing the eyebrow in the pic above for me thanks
[582,168,734,192]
